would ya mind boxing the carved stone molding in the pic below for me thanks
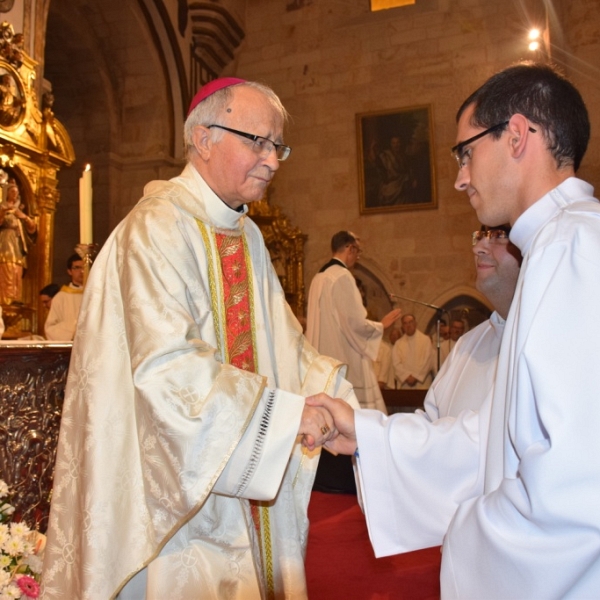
[188,1,245,89]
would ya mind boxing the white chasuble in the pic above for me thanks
[41,164,357,600]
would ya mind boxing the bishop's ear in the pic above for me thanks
[191,125,212,159]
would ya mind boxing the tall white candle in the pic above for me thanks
[79,164,93,244]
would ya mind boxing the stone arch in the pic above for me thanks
[42,0,186,280]
[354,258,395,322]
[425,284,492,336]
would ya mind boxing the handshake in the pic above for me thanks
[298,393,358,456]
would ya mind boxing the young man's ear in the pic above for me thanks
[507,114,532,158]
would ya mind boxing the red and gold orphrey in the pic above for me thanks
[216,232,255,372]
[215,231,274,598]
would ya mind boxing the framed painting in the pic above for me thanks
[357,104,437,214]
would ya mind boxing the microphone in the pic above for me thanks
[389,293,449,315]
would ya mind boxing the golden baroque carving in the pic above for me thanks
[0,22,74,337]
[247,195,307,318]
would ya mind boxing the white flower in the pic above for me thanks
[0,554,11,569]
[3,535,25,557]
[9,522,30,539]
[0,481,8,499]
[0,583,22,599]
[0,568,10,587]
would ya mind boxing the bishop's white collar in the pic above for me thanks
[188,164,248,231]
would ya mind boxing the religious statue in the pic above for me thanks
[0,72,21,126]
[0,180,37,304]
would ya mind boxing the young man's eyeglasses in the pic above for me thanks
[452,121,536,169]
[207,124,292,161]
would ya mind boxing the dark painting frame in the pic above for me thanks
[357,104,437,214]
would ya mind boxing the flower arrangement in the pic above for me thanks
[0,480,45,600]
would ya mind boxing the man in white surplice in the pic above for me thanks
[392,313,434,389]
[312,63,600,599]
[306,230,401,412]
[41,78,358,600]
[307,224,520,553]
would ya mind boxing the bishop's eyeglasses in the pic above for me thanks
[207,124,292,161]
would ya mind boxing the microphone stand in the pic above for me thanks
[389,293,449,373]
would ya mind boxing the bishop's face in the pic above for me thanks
[197,86,284,210]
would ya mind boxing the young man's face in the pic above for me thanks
[454,104,518,226]
[68,260,84,287]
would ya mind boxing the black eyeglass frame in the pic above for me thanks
[207,124,291,161]
[451,121,537,167]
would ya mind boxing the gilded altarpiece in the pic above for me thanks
[247,195,307,319]
[0,23,74,533]
[0,22,75,338]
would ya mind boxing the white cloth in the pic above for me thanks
[44,283,83,341]
[355,313,504,555]
[442,177,600,599]
[306,263,386,412]
[392,329,434,389]
[373,339,395,389]
[42,164,357,600]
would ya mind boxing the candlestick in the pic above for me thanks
[79,164,93,245]
[75,243,99,288]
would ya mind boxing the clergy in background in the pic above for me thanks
[44,253,84,341]
[306,230,401,412]
[392,313,434,389]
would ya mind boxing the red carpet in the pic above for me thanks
[306,491,441,599]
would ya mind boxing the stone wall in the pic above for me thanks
[228,0,600,326]
[39,0,600,329]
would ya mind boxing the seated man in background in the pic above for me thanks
[438,317,466,367]
[44,253,84,341]
[39,282,60,310]
[392,313,434,389]
[308,224,521,553]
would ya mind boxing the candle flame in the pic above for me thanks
[84,164,91,172]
